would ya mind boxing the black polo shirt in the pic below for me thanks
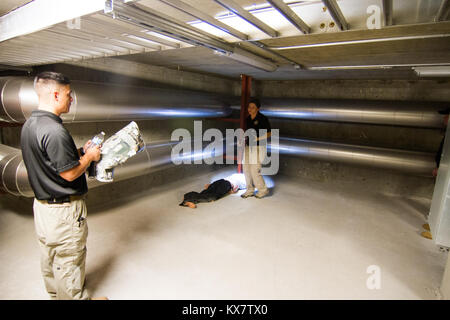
[246,111,271,146]
[20,110,87,200]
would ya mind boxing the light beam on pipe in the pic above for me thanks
[231,98,446,128]
[0,135,435,197]
[0,77,231,123]
[270,137,434,176]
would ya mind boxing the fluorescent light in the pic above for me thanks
[272,34,450,50]
[413,66,450,77]
[309,63,450,71]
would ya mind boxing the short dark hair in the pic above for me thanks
[249,98,261,109]
[34,71,71,86]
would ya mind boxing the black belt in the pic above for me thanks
[46,195,84,204]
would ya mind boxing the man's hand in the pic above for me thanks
[60,145,101,182]
[432,167,438,177]
[83,140,92,154]
[85,145,101,162]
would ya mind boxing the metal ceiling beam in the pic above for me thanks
[105,1,278,72]
[269,33,450,50]
[221,47,277,71]
[50,25,141,54]
[0,0,105,42]
[266,0,310,34]
[322,0,349,31]
[435,0,450,21]
[0,64,32,72]
[158,0,248,40]
[87,16,180,48]
[78,19,161,51]
[106,1,234,53]
[21,31,109,57]
[40,30,117,55]
[0,39,88,60]
[382,0,393,26]
[260,21,450,48]
[1,38,86,61]
[145,1,299,68]
[0,54,43,65]
[45,29,129,54]
[213,0,278,37]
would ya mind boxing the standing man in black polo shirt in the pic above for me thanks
[20,72,103,300]
[241,98,272,199]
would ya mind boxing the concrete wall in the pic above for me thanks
[254,79,450,101]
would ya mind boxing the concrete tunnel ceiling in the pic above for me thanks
[0,0,449,80]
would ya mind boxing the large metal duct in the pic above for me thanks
[0,139,226,197]
[273,137,434,176]
[1,136,434,196]
[0,144,32,197]
[232,98,447,128]
[0,77,231,123]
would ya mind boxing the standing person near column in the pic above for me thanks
[241,98,272,199]
[20,71,106,300]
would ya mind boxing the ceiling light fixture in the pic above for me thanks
[308,63,450,71]
[413,66,450,77]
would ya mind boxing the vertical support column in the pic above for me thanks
[429,124,450,247]
[238,74,251,173]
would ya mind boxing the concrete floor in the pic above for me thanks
[0,168,448,300]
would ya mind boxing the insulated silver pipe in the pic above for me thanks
[232,98,446,128]
[274,137,434,176]
[1,136,434,196]
[0,140,226,197]
[0,77,231,123]
[0,144,33,197]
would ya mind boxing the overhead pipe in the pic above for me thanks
[273,137,434,176]
[0,77,231,123]
[232,98,446,128]
[1,135,435,196]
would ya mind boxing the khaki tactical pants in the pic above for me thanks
[33,198,90,300]
[243,145,268,193]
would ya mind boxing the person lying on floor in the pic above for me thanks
[179,178,239,208]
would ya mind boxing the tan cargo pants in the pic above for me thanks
[33,198,90,300]
[243,145,268,193]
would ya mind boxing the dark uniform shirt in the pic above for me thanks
[20,110,87,200]
[245,111,271,146]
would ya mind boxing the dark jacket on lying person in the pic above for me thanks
[180,179,238,208]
